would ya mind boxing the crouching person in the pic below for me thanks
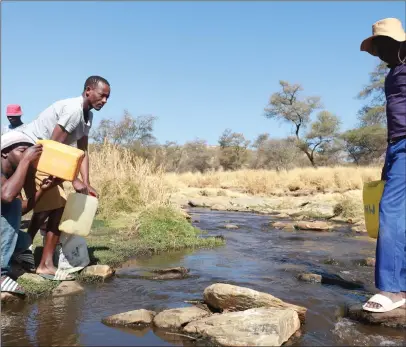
[0,132,68,295]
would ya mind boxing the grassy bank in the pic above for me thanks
[17,145,223,298]
[85,206,224,268]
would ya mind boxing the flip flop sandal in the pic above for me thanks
[12,250,36,273]
[38,269,76,281]
[64,266,85,274]
[1,275,26,295]
[363,293,406,313]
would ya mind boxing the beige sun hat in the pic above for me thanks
[1,131,34,152]
[360,18,406,56]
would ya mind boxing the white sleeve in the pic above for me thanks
[57,105,81,134]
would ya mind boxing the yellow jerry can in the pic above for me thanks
[35,140,85,181]
[362,180,385,239]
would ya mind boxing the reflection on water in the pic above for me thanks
[2,209,405,346]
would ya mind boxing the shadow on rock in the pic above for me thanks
[297,272,366,290]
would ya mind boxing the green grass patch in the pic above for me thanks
[17,277,59,298]
[85,206,224,268]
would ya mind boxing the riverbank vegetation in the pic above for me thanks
[16,62,385,298]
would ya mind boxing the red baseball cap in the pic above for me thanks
[6,104,23,117]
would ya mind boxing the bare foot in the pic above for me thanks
[364,291,404,310]
[36,263,57,276]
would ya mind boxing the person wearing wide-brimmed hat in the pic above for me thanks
[360,18,406,313]
[2,104,24,135]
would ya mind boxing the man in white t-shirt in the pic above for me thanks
[18,75,110,279]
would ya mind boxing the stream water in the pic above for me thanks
[2,209,405,346]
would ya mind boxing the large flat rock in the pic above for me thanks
[1,292,23,304]
[102,309,156,327]
[184,307,300,346]
[81,265,115,280]
[153,306,210,329]
[204,283,306,323]
[347,304,406,328]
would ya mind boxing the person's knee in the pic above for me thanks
[45,208,64,234]
[1,199,22,232]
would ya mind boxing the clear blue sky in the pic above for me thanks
[1,1,404,145]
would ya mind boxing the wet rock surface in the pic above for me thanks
[347,304,406,328]
[102,309,156,327]
[358,257,376,267]
[223,224,239,230]
[81,265,115,280]
[153,306,211,329]
[1,292,23,304]
[272,221,296,231]
[203,283,307,323]
[297,272,365,290]
[116,267,191,281]
[295,221,331,231]
[297,273,322,283]
[150,267,190,280]
[184,307,301,346]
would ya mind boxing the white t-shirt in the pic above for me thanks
[19,96,93,146]
[2,123,23,135]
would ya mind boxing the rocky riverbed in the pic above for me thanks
[2,209,404,346]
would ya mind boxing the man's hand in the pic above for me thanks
[22,145,43,165]
[39,176,64,191]
[86,185,98,198]
[73,179,89,194]
[73,179,98,197]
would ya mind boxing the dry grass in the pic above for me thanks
[333,191,364,219]
[84,144,173,219]
[165,167,381,196]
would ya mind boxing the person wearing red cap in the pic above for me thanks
[3,104,24,134]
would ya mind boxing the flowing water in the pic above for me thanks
[2,209,405,346]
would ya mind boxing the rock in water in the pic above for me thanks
[81,265,115,280]
[152,267,189,275]
[53,281,84,297]
[297,273,322,283]
[271,222,296,231]
[203,283,306,323]
[297,273,364,290]
[184,307,300,346]
[347,304,406,328]
[295,221,330,231]
[1,292,23,304]
[102,309,156,327]
[151,267,189,280]
[360,257,376,267]
[224,224,239,230]
[153,306,210,329]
